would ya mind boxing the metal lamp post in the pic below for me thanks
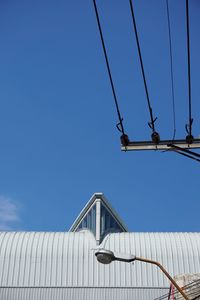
[95,249,189,300]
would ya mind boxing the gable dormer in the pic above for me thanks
[69,193,127,244]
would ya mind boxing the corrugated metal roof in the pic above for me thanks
[0,287,168,300]
[0,231,199,288]
[102,232,200,287]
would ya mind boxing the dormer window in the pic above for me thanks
[69,193,127,244]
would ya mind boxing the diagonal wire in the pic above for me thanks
[169,144,200,159]
[167,144,200,163]
[92,0,125,136]
[174,150,200,163]
[155,280,200,300]
[129,0,157,133]
[154,279,200,299]
[166,0,176,141]
[186,0,193,137]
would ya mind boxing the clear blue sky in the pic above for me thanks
[0,0,199,232]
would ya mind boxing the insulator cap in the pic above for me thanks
[186,134,193,144]
[151,132,160,144]
[121,134,129,147]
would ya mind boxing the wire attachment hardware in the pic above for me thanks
[185,118,193,144]
[116,119,124,133]
[120,134,129,147]
[151,132,160,144]
[186,134,193,144]
[148,117,160,144]
[148,117,158,131]
[116,120,129,147]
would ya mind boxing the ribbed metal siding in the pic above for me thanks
[0,287,168,300]
[102,232,200,287]
[0,231,200,288]
[0,232,96,287]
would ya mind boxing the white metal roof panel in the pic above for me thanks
[0,287,168,300]
[0,231,200,288]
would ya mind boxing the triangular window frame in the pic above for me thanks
[69,193,127,244]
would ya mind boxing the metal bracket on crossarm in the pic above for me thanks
[121,138,200,163]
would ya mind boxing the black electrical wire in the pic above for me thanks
[166,0,176,141]
[167,285,172,300]
[154,279,200,300]
[186,0,193,138]
[174,151,200,163]
[169,144,200,159]
[92,0,125,136]
[154,280,200,299]
[129,0,157,134]
[167,144,200,163]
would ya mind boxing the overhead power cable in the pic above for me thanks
[154,279,200,300]
[169,144,200,163]
[166,0,176,141]
[92,0,129,146]
[185,0,193,144]
[129,0,160,144]
[174,150,200,163]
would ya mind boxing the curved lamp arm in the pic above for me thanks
[135,257,189,300]
[95,249,189,300]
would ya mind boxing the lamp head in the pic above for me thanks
[95,249,115,264]
[95,249,136,264]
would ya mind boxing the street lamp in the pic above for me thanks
[95,249,189,300]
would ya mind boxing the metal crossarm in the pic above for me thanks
[121,139,200,151]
